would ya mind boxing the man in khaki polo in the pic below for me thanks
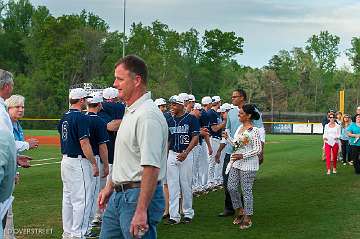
[98,55,168,239]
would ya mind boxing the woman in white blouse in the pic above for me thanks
[323,112,341,175]
[225,104,262,230]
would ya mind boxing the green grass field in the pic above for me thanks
[12,134,360,239]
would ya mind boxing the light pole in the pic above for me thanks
[270,80,274,122]
[122,0,126,57]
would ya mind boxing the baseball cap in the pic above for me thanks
[217,106,225,113]
[201,96,212,105]
[169,95,184,105]
[193,103,202,110]
[103,87,118,100]
[212,96,221,103]
[87,92,103,104]
[69,88,88,100]
[357,106,360,110]
[221,103,232,111]
[178,93,189,101]
[188,94,196,102]
[154,98,166,106]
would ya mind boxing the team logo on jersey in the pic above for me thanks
[62,121,69,141]
[169,124,190,134]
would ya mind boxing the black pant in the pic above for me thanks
[351,145,360,174]
[340,139,350,163]
[222,154,234,212]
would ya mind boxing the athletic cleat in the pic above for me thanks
[165,219,180,225]
[84,231,99,239]
[183,217,192,224]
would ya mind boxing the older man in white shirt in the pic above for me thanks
[0,69,14,132]
[98,55,168,239]
[0,118,17,237]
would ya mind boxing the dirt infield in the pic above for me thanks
[25,135,60,146]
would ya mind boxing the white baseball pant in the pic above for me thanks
[191,145,201,191]
[167,150,194,222]
[61,155,97,239]
[198,143,209,190]
[207,137,220,188]
[93,163,112,223]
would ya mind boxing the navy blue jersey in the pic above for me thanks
[207,109,223,139]
[58,109,90,157]
[163,111,172,121]
[167,113,200,153]
[198,109,210,145]
[99,101,125,123]
[86,112,109,156]
[98,102,125,164]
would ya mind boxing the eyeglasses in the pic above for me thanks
[329,117,335,119]
[231,95,241,99]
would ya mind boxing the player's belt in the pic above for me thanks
[211,136,221,140]
[170,149,184,153]
[114,181,161,192]
[65,154,82,158]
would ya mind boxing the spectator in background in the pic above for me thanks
[336,111,343,125]
[347,114,360,174]
[335,111,343,161]
[5,95,39,152]
[323,112,341,175]
[352,106,360,122]
[340,114,352,166]
[321,110,335,161]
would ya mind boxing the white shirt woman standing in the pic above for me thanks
[323,113,341,175]
[225,103,262,230]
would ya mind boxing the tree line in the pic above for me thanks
[1,0,359,119]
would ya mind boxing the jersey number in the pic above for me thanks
[62,121,69,141]
[179,135,190,145]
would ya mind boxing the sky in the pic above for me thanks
[30,0,360,68]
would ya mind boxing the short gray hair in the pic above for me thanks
[5,95,25,108]
[0,69,14,89]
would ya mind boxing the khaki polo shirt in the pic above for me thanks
[112,92,168,184]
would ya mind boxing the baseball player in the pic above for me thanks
[186,94,196,113]
[189,103,203,194]
[197,96,213,193]
[214,103,232,187]
[93,87,125,225]
[154,97,172,218]
[85,92,110,236]
[155,98,172,121]
[166,95,200,224]
[178,93,190,111]
[206,96,226,190]
[58,88,99,239]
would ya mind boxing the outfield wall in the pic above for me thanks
[21,118,324,135]
[264,122,323,135]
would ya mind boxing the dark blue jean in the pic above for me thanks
[100,184,165,239]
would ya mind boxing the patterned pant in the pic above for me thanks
[227,168,256,215]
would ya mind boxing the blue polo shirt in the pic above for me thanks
[58,109,90,157]
[167,113,200,153]
[208,108,222,139]
[86,112,110,156]
[348,123,360,146]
